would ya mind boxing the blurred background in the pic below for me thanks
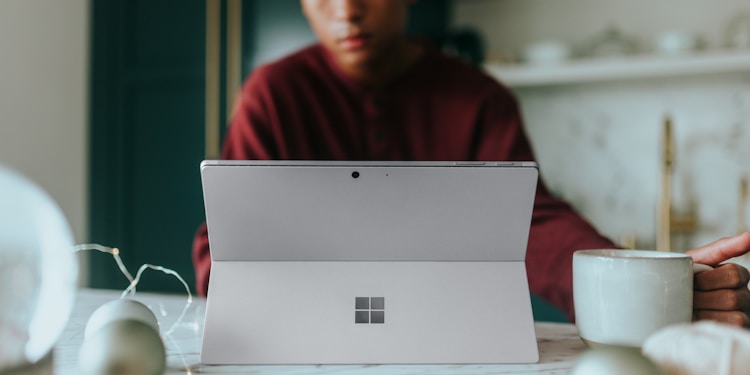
[1,0,749,320]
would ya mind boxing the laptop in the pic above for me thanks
[199,160,540,364]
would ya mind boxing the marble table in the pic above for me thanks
[55,288,587,374]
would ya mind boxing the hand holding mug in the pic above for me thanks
[573,232,750,349]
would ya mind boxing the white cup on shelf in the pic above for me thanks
[656,31,699,55]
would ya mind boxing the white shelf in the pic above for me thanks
[484,50,750,87]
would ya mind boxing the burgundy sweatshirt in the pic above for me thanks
[192,43,615,320]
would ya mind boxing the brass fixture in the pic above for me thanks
[657,116,698,251]
[739,176,748,235]
[205,0,243,160]
[620,231,636,249]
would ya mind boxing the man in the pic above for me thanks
[193,0,750,326]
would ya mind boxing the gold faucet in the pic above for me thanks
[657,116,698,251]
[620,231,636,249]
[739,176,748,235]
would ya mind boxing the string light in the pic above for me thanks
[72,244,134,286]
[72,243,193,335]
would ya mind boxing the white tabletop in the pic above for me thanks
[55,288,587,374]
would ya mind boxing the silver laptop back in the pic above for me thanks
[200,161,540,364]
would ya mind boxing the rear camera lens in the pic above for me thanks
[352,171,360,179]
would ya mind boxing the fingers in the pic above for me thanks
[694,288,750,312]
[687,232,750,266]
[694,263,750,291]
[693,263,750,329]
[693,310,750,328]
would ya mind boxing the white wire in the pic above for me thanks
[120,263,193,304]
[73,243,194,335]
[121,263,193,335]
[72,243,134,283]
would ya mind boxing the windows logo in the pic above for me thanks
[355,297,385,324]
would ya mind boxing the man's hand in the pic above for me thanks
[686,232,750,328]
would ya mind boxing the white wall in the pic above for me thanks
[0,1,89,250]
[452,0,750,252]
[515,75,750,251]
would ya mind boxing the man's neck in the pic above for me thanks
[343,40,423,88]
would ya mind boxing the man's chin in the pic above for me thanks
[334,51,376,72]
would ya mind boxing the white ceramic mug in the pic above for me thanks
[573,249,695,348]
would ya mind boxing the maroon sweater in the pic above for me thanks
[192,43,615,320]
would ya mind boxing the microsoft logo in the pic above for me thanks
[355,297,385,324]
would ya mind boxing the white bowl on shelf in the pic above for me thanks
[655,31,699,56]
[522,41,571,65]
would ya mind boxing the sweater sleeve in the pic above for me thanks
[192,70,280,296]
[473,85,616,321]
